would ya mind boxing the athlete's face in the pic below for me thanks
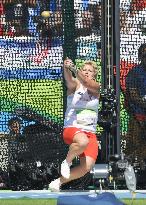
[81,64,97,80]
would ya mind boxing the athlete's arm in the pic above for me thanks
[76,70,100,98]
[63,59,78,94]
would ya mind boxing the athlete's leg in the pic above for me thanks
[49,156,95,191]
[61,156,95,183]
[66,132,89,163]
[61,132,89,178]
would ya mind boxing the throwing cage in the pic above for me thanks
[0,0,146,190]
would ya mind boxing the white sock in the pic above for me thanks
[64,159,72,166]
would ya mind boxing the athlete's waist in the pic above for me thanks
[63,124,96,133]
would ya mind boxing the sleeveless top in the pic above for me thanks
[64,84,99,133]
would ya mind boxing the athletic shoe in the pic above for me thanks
[48,178,61,192]
[61,159,71,179]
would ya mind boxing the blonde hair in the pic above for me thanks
[80,61,98,78]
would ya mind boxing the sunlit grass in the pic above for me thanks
[0,198,57,205]
[122,199,146,205]
[0,198,146,205]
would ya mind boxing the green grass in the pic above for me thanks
[0,198,57,205]
[122,199,146,205]
[0,199,146,205]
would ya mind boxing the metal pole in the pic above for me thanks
[101,0,107,90]
[114,0,120,155]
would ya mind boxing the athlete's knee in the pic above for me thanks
[86,163,95,173]
[74,133,89,149]
[81,162,94,174]
[78,138,89,150]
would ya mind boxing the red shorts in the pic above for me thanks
[63,127,98,161]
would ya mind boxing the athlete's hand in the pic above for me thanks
[64,58,74,70]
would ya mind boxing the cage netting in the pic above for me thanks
[0,0,102,190]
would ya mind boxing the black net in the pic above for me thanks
[120,0,146,165]
[0,0,65,190]
[0,0,102,190]
[1,0,146,192]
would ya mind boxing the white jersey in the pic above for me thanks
[64,84,99,133]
